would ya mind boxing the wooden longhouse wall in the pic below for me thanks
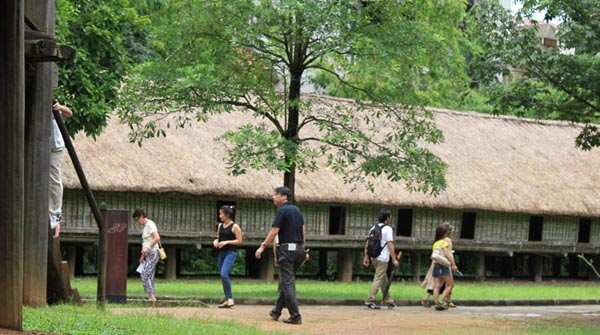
[476,212,529,242]
[57,97,600,281]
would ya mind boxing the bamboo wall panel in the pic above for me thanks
[300,204,328,235]
[543,216,578,242]
[346,206,379,237]
[237,200,273,234]
[476,212,528,242]
[412,208,461,240]
[63,190,215,233]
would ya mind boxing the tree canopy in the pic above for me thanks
[465,0,600,149]
[54,0,150,137]
[118,0,471,195]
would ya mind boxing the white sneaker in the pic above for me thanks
[50,214,61,229]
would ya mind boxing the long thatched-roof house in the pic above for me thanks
[60,95,600,281]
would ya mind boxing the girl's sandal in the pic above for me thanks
[421,299,431,307]
[444,299,456,308]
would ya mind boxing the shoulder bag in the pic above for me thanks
[158,241,167,260]
[430,247,450,267]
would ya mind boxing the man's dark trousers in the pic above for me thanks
[273,245,305,319]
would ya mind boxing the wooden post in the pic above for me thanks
[258,250,275,281]
[412,253,421,283]
[532,254,543,282]
[65,244,77,277]
[475,253,486,282]
[23,0,53,306]
[102,209,129,304]
[0,0,25,329]
[52,110,106,308]
[318,250,328,280]
[336,249,354,282]
[164,246,177,280]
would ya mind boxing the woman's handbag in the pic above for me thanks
[430,247,450,267]
[158,241,167,260]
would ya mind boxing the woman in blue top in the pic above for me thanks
[213,205,243,308]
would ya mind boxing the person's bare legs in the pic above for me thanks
[441,275,454,306]
[53,222,60,238]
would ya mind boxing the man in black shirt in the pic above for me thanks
[255,186,306,325]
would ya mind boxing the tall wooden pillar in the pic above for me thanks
[23,0,54,306]
[410,255,422,283]
[337,249,354,282]
[164,246,177,280]
[247,247,274,281]
[531,254,543,282]
[475,253,486,282]
[318,250,328,280]
[0,0,25,329]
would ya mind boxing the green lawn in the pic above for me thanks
[21,278,600,335]
[23,304,283,335]
[71,277,600,301]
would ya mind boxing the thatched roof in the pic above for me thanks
[62,95,600,217]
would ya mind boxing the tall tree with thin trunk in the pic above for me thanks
[119,0,470,196]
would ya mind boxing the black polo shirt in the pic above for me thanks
[273,202,304,244]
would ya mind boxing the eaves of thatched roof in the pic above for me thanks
[62,95,600,217]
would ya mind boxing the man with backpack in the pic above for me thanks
[363,209,399,309]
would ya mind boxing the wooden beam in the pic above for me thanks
[25,38,75,62]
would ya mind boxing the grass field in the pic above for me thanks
[72,277,600,301]
[17,278,600,335]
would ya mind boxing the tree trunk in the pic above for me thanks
[283,66,302,197]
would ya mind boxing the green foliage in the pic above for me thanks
[465,0,600,149]
[118,0,471,195]
[55,0,151,137]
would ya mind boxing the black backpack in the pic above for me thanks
[366,223,385,258]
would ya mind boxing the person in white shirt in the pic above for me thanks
[49,100,72,238]
[133,208,161,302]
[363,209,399,309]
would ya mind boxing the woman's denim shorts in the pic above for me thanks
[432,263,451,278]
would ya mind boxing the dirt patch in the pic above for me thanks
[7,304,599,335]
[111,305,562,335]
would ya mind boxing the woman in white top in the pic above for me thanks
[133,208,161,302]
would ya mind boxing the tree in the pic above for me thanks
[54,0,151,137]
[465,0,600,149]
[118,0,471,195]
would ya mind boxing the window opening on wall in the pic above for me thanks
[578,218,591,243]
[396,209,413,237]
[528,216,543,241]
[329,206,345,235]
[460,212,476,239]
[216,200,236,227]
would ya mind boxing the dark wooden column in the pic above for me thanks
[531,254,543,282]
[164,245,177,280]
[475,253,486,282]
[336,249,354,282]
[412,253,421,282]
[23,0,54,306]
[0,0,25,329]
[318,250,328,280]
